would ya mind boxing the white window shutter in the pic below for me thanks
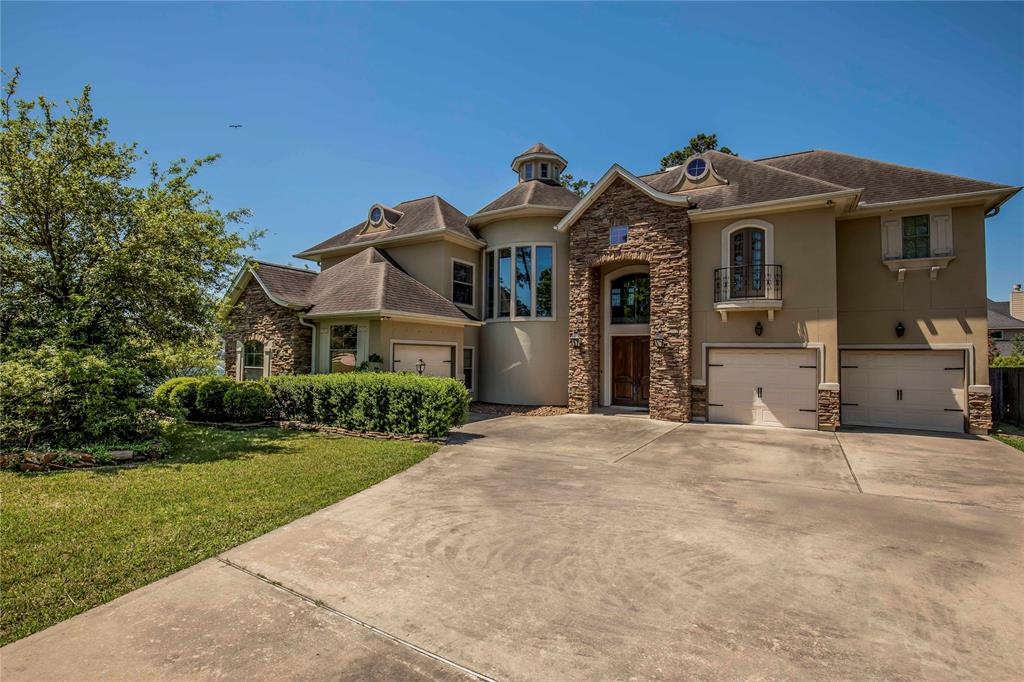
[881,219,902,260]
[235,340,243,381]
[356,323,369,365]
[929,213,952,256]
[263,340,274,378]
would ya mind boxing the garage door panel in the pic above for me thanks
[840,351,965,433]
[392,344,454,378]
[708,349,817,430]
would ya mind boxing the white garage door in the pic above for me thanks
[707,348,818,430]
[841,350,965,433]
[392,343,454,378]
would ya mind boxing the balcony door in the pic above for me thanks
[730,227,765,299]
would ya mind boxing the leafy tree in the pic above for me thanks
[0,68,258,383]
[149,336,223,383]
[560,172,593,197]
[1012,333,1024,358]
[660,132,737,170]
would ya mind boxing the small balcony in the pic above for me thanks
[713,264,783,320]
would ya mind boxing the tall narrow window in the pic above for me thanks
[535,246,553,317]
[902,214,930,259]
[540,163,550,179]
[523,163,534,181]
[498,248,512,318]
[463,348,474,392]
[485,251,495,319]
[515,246,532,317]
[329,324,358,373]
[243,340,265,381]
[452,260,474,306]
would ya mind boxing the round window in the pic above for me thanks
[369,207,383,224]
[685,158,707,179]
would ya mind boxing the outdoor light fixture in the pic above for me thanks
[569,331,582,349]
[895,322,906,338]
[754,321,764,336]
[415,358,427,375]
[653,331,666,349]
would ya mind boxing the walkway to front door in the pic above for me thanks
[612,336,649,407]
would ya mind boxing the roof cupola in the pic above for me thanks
[511,142,567,185]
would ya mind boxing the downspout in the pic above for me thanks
[298,315,317,373]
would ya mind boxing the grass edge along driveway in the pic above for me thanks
[0,424,437,645]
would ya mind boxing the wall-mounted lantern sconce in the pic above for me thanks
[754,321,764,337]
[653,331,666,349]
[415,358,426,375]
[569,331,582,349]
[895,322,905,338]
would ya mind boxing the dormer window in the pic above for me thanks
[369,206,383,225]
[523,163,534,181]
[540,163,550,179]
[685,157,708,181]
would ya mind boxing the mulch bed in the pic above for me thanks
[470,402,568,417]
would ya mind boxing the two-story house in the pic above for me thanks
[224,144,1019,434]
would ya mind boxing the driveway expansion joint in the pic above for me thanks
[216,557,496,682]
[834,432,864,494]
[611,423,683,463]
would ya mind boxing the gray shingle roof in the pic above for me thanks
[251,261,317,306]
[303,248,472,320]
[298,195,477,256]
[473,179,579,216]
[756,150,1015,206]
[638,151,851,211]
[988,299,1024,329]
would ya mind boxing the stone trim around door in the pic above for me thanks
[566,177,692,423]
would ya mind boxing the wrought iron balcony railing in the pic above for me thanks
[714,264,782,303]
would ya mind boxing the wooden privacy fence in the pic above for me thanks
[990,367,1024,427]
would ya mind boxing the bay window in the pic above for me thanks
[484,243,555,320]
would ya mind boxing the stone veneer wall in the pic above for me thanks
[817,388,840,431]
[224,279,312,377]
[690,385,707,421]
[567,177,692,422]
[967,389,992,434]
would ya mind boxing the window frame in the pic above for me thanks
[462,346,476,394]
[328,324,359,373]
[483,241,557,322]
[990,330,1004,340]
[610,224,628,245]
[901,214,931,260]
[609,272,651,325]
[540,162,550,179]
[242,339,266,380]
[451,257,476,309]
[523,163,534,181]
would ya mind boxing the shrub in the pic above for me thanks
[223,382,274,423]
[167,378,203,417]
[154,376,197,401]
[0,346,152,448]
[991,355,1024,368]
[265,373,469,438]
[194,377,234,421]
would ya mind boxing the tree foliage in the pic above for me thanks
[660,132,737,170]
[560,173,593,197]
[0,68,258,383]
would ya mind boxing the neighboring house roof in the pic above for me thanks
[305,248,475,322]
[295,195,479,259]
[988,299,1024,330]
[471,179,579,217]
[638,151,854,212]
[756,150,1017,207]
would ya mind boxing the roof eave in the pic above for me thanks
[223,263,310,309]
[294,228,486,261]
[511,151,568,169]
[467,204,573,227]
[301,308,484,327]
[687,189,863,223]
[844,186,1022,217]
[554,164,694,233]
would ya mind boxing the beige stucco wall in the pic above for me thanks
[689,207,840,384]
[836,204,988,384]
[476,216,569,405]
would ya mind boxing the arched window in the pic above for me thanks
[243,340,265,381]
[730,227,766,298]
[610,273,650,325]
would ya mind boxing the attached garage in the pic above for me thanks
[391,343,455,378]
[840,350,966,433]
[707,348,819,429]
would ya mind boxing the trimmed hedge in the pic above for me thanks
[224,382,274,423]
[265,373,470,438]
[991,355,1024,368]
[194,377,234,421]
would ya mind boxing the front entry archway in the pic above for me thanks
[602,264,651,407]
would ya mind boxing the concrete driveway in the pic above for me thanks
[3,415,1023,680]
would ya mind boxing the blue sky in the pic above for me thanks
[3,1,1022,298]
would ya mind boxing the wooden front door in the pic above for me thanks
[611,336,650,407]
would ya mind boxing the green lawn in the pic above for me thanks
[0,425,437,645]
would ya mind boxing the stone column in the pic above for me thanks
[817,384,840,431]
[967,385,992,434]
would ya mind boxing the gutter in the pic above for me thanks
[294,228,487,261]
